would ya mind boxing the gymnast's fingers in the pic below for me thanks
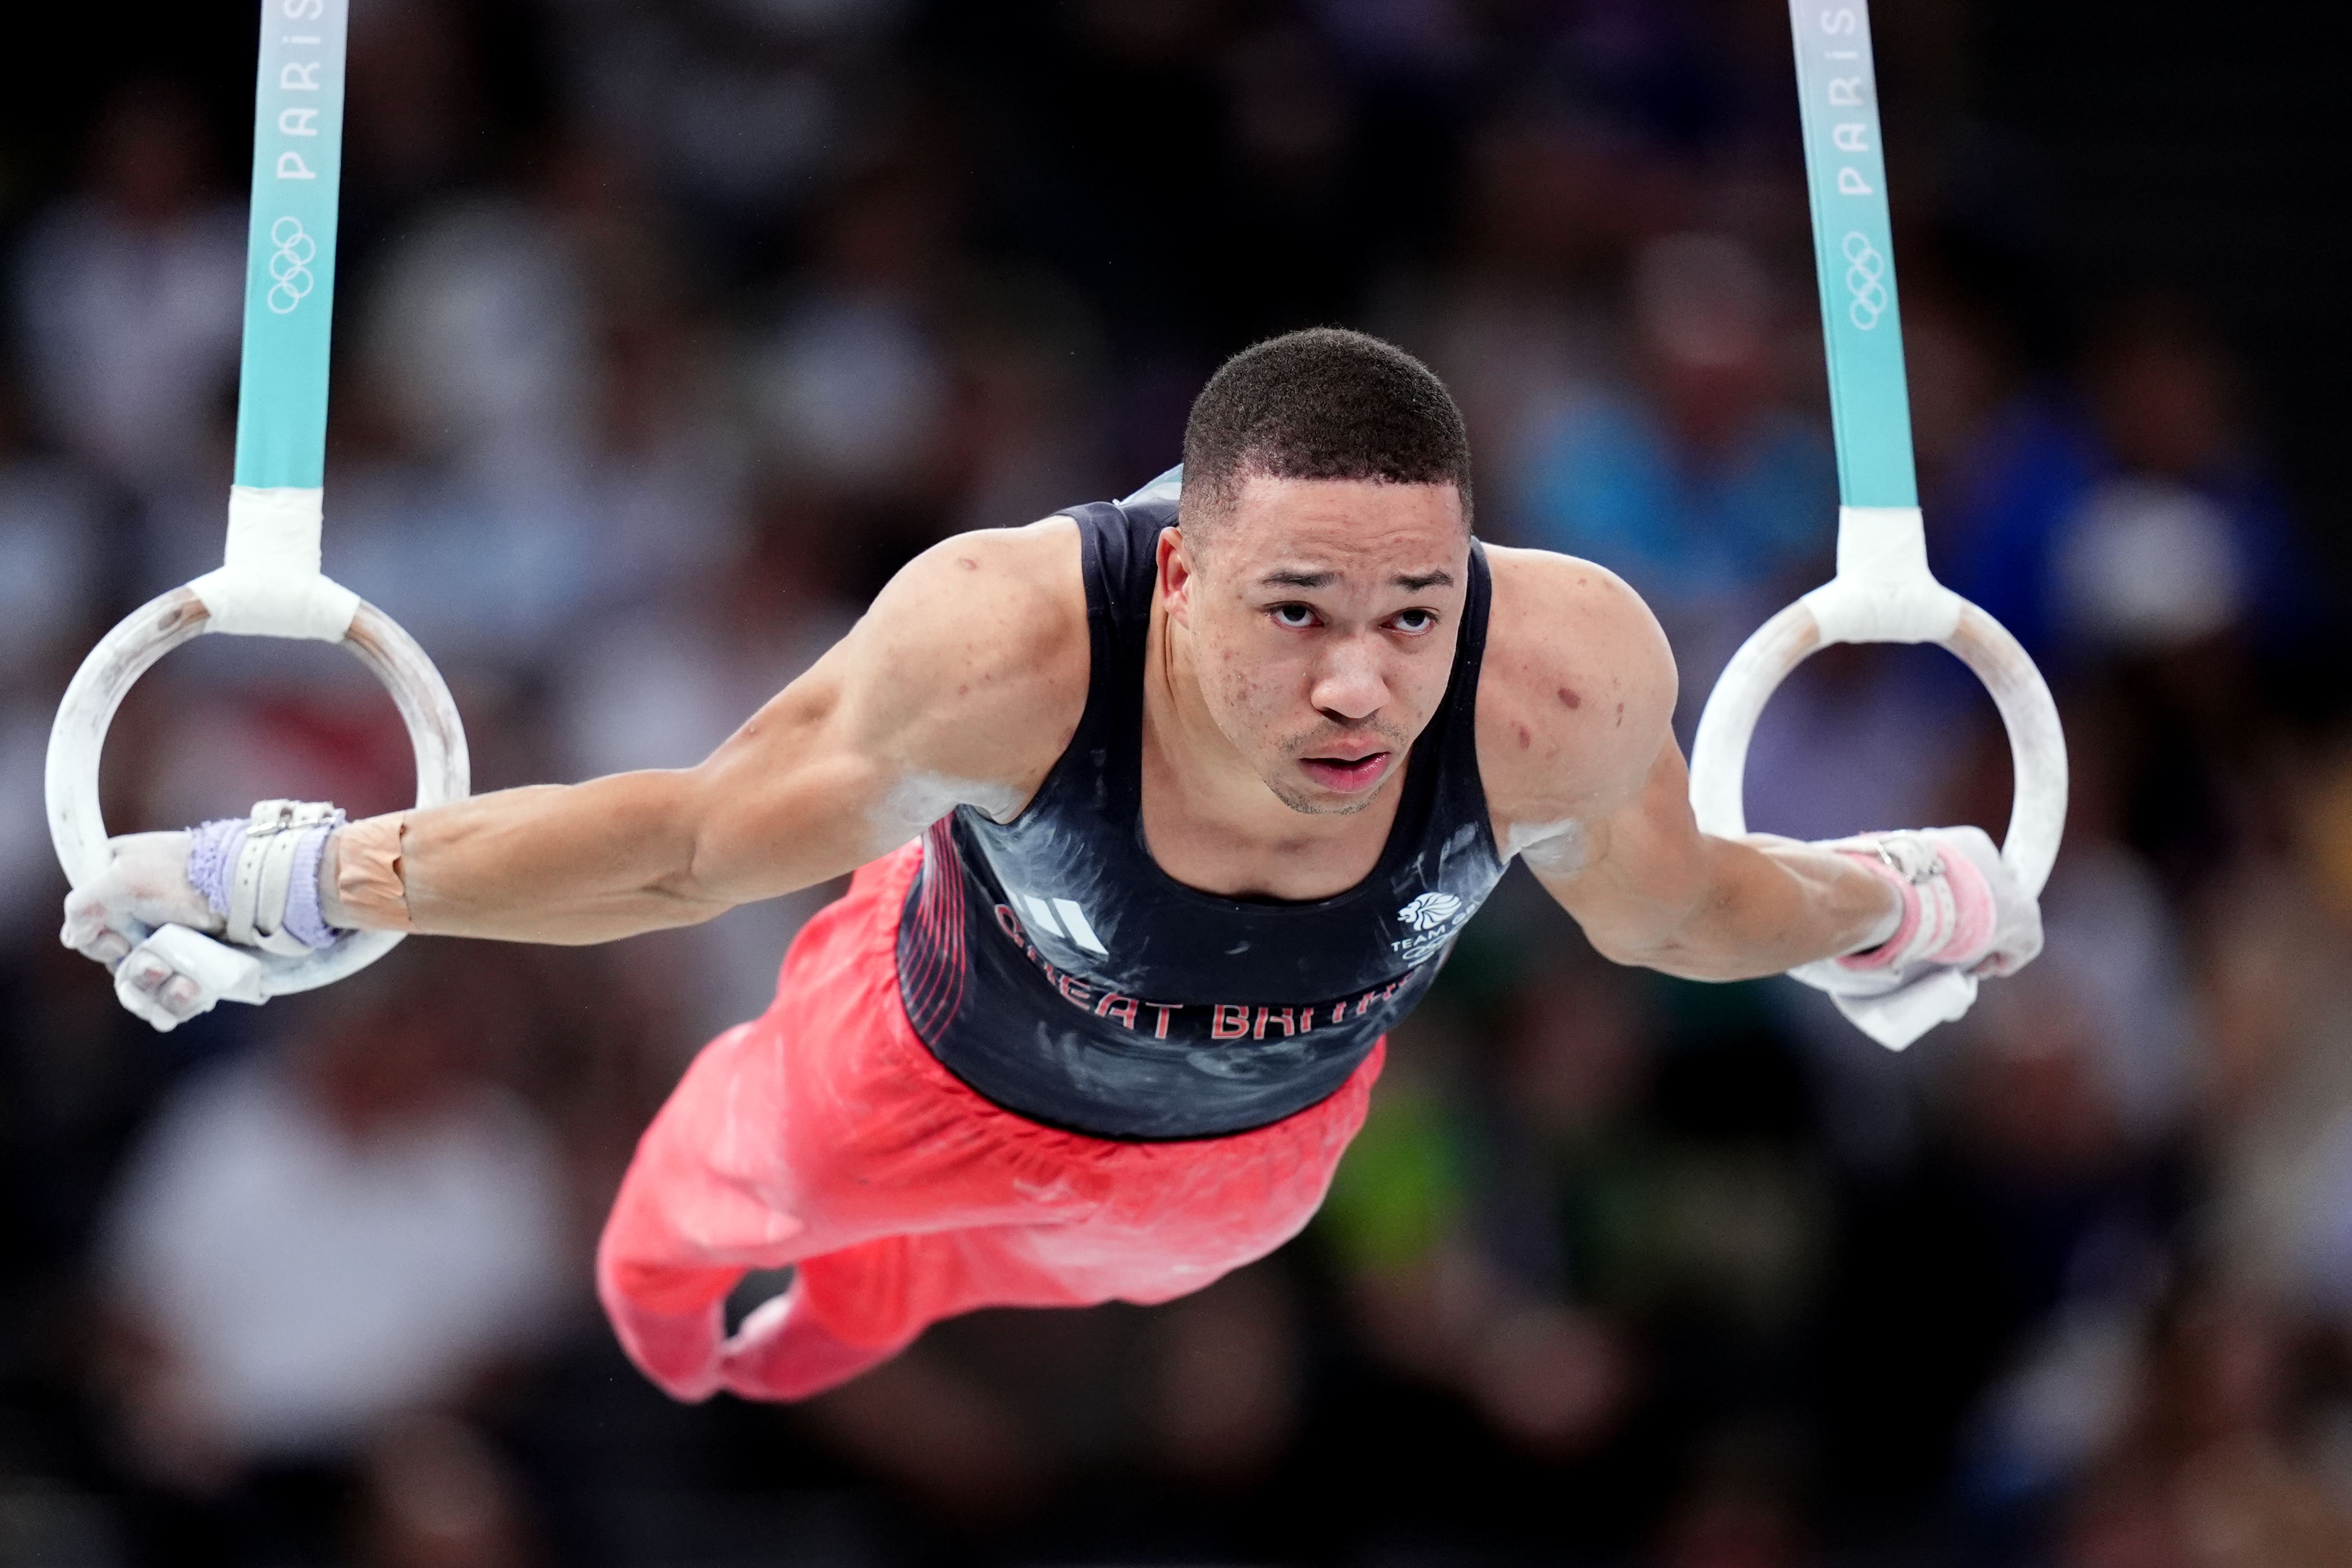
[60,899,135,966]
[110,956,209,1028]
[124,952,173,994]
[61,913,133,966]
[111,980,182,1033]
[1972,947,2029,981]
[61,888,109,950]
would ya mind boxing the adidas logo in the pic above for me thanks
[1012,892,1108,956]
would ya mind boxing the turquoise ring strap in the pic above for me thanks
[1687,2,2069,1054]
[232,0,349,492]
[1790,0,1916,510]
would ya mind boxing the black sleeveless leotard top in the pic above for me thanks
[895,489,1508,1139]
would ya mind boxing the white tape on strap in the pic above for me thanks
[1800,507,1962,647]
[189,486,359,641]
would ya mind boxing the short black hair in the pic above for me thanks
[1178,327,1472,531]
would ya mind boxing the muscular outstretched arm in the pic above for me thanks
[1479,546,1901,981]
[324,523,1089,945]
[1527,739,1901,980]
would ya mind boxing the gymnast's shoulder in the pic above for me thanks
[1474,543,1678,821]
[821,515,1090,757]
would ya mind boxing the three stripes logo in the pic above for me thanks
[1011,892,1108,956]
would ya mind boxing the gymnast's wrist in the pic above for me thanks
[1849,878,1906,957]
[323,813,415,933]
[318,829,351,929]
[1832,848,1916,965]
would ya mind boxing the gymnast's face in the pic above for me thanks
[1161,474,1470,815]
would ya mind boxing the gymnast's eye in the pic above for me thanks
[1391,607,1438,634]
[1270,603,1318,629]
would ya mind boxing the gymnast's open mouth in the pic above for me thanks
[1298,750,1391,792]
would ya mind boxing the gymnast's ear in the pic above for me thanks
[1158,526,1199,628]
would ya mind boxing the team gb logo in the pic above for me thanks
[1397,892,1463,932]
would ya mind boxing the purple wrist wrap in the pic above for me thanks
[187,819,246,917]
[280,826,341,949]
[182,817,346,950]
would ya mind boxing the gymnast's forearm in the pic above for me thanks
[315,776,710,943]
[320,772,751,945]
[1603,836,1902,982]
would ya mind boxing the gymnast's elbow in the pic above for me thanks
[1578,889,1773,983]
[566,771,742,936]
[1580,911,1687,976]
[1591,933,1774,984]
[659,749,878,917]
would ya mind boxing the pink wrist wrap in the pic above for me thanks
[1835,833,1997,973]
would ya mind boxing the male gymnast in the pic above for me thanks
[64,328,2040,1402]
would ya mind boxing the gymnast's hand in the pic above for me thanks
[62,831,219,963]
[1786,826,2043,1000]
[62,830,225,1025]
[61,805,349,1029]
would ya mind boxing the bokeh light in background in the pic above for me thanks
[3,1,2350,1564]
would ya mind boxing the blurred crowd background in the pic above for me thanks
[3,1,2350,1564]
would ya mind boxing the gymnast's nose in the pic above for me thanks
[1309,634,1391,723]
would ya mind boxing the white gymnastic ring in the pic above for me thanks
[44,583,470,995]
[1687,594,2068,897]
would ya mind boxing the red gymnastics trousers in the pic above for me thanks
[596,838,1385,1403]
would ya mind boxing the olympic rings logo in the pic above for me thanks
[266,216,317,316]
[1842,230,1888,330]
